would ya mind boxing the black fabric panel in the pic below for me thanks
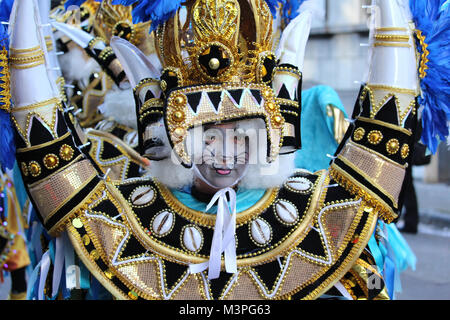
[253,259,282,291]
[187,92,202,113]
[297,228,326,258]
[163,260,188,290]
[209,272,235,299]
[351,85,365,119]
[207,91,222,111]
[373,96,399,125]
[120,235,146,258]
[101,141,125,159]
[228,89,243,105]
[16,133,82,185]
[324,179,354,204]
[91,199,119,218]
[352,118,411,165]
[29,117,55,146]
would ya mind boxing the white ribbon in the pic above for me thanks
[38,251,51,300]
[51,236,65,298]
[189,187,237,279]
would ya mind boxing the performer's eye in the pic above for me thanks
[205,135,215,145]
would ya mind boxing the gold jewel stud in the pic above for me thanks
[160,80,167,91]
[208,58,220,70]
[172,110,185,123]
[400,143,410,159]
[60,144,74,161]
[72,218,83,229]
[28,161,41,177]
[90,249,99,260]
[353,127,365,141]
[386,138,400,155]
[20,162,29,176]
[43,154,59,169]
[82,234,91,246]
[128,291,138,300]
[367,130,383,145]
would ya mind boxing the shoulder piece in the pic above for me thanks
[65,170,378,300]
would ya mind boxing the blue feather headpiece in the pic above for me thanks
[0,0,15,171]
[111,0,182,31]
[64,0,90,10]
[110,0,304,31]
[410,0,450,153]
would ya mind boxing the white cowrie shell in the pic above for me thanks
[130,186,155,206]
[152,211,174,237]
[275,200,299,225]
[285,177,312,193]
[182,225,203,253]
[250,218,272,246]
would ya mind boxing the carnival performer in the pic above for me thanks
[0,0,448,300]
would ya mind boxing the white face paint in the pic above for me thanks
[193,122,250,189]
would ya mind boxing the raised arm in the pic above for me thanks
[9,0,104,236]
[330,0,419,223]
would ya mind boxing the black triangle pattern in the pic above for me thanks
[374,96,399,125]
[297,228,327,259]
[144,88,155,101]
[207,91,222,111]
[186,92,202,113]
[228,89,243,105]
[29,116,54,146]
[163,260,189,291]
[277,84,291,100]
[250,89,262,105]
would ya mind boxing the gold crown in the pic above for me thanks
[143,0,285,166]
[154,0,275,86]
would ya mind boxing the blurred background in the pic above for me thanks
[303,0,450,300]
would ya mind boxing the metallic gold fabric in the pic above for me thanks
[339,141,405,206]
[29,160,97,222]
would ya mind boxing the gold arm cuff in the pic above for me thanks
[29,160,98,224]
[338,141,405,207]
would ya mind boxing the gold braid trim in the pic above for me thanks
[415,29,430,79]
[0,46,11,112]
[329,165,397,223]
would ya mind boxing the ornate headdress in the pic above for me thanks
[116,0,309,167]
[93,0,152,55]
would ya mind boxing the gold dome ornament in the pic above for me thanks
[353,127,365,141]
[60,144,74,161]
[28,161,41,177]
[43,154,59,169]
[400,143,410,159]
[367,130,383,145]
[386,139,400,155]
[208,58,220,70]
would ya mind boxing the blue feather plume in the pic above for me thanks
[112,0,181,31]
[64,0,88,10]
[0,23,15,170]
[0,0,13,23]
[281,0,306,23]
[410,0,450,153]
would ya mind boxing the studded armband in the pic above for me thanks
[273,64,302,153]
[330,85,417,223]
[86,37,127,87]
[12,98,102,236]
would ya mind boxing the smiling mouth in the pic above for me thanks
[215,168,232,175]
